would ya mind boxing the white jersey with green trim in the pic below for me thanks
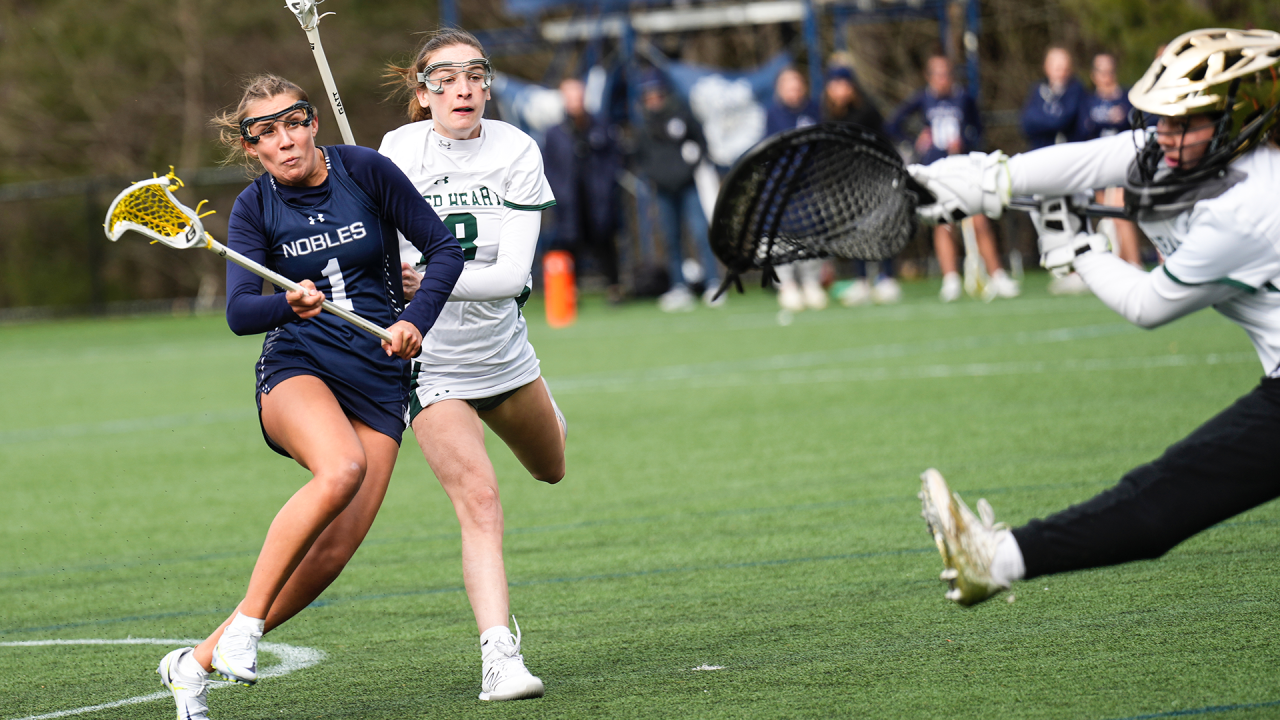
[379,119,556,396]
[1008,131,1280,375]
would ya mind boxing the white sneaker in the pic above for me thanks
[1048,272,1090,296]
[939,273,962,303]
[658,285,695,313]
[802,281,828,310]
[702,286,726,308]
[158,647,210,720]
[918,468,1009,606]
[211,622,261,685]
[479,619,545,702]
[872,277,902,305]
[838,279,871,306]
[777,281,805,312]
[988,270,1021,299]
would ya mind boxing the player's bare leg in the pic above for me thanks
[972,215,1019,298]
[192,375,369,681]
[413,400,545,700]
[479,378,566,484]
[414,400,509,631]
[934,225,962,302]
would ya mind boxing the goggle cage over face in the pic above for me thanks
[417,58,493,94]
[240,101,315,144]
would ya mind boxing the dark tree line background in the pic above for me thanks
[0,0,1275,311]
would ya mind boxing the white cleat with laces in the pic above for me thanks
[919,468,1009,606]
[211,622,261,685]
[479,617,545,702]
[158,647,211,720]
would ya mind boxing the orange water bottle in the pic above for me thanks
[543,250,577,328]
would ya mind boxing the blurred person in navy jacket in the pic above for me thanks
[889,55,1019,302]
[1077,53,1143,268]
[766,66,827,311]
[1022,47,1086,149]
[543,77,624,303]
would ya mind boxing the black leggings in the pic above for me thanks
[1013,377,1280,579]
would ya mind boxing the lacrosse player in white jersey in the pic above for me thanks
[909,28,1280,606]
[380,28,563,701]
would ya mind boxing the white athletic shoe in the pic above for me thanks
[918,468,1009,606]
[702,286,726,308]
[939,273,962,303]
[802,281,828,310]
[1048,272,1091,296]
[988,270,1021,299]
[777,281,805,312]
[479,619,545,702]
[211,623,261,685]
[658,285,695,313]
[872,277,902,305]
[158,647,210,720]
[838,279,872,307]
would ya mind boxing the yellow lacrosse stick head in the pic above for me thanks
[103,168,216,250]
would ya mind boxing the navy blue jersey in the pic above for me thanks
[1021,77,1087,149]
[225,145,463,446]
[1077,88,1133,140]
[887,88,983,165]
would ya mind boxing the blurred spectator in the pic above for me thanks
[1077,53,1132,140]
[1022,47,1086,149]
[542,77,624,304]
[822,65,898,306]
[1079,53,1143,270]
[888,55,1019,302]
[634,70,722,311]
[766,67,827,311]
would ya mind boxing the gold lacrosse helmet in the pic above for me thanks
[1130,28,1280,117]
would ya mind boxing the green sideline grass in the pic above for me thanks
[2,274,1278,719]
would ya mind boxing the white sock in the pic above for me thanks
[991,268,1011,281]
[480,625,512,662]
[178,650,209,680]
[943,272,961,283]
[990,530,1026,588]
[229,612,265,635]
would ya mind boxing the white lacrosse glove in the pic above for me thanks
[1032,196,1113,277]
[908,151,1012,224]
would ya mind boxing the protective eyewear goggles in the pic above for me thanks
[240,101,316,144]
[417,58,493,94]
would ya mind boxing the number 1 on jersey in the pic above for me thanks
[321,257,355,311]
[445,212,479,260]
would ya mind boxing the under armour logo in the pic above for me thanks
[434,177,449,185]
[308,214,325,225]
[437,138,451,149]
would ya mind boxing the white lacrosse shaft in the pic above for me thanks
[208,237,391,342]
[287,1,356,146]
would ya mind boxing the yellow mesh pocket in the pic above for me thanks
[107,182,195,240]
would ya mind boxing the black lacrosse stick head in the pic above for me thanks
[709,123,927,296]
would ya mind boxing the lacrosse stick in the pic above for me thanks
[708,122,932,299]
[285,0,355,146]
[104,170,392,342]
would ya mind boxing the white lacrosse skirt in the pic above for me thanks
[409,297,541,417]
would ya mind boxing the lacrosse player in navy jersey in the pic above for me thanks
[909,28,1280,607]
[381,29,562,702]
[157,74,463,720]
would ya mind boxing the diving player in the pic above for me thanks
[909,28,1280,606]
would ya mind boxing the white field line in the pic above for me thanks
[1,638,324,720]
[0,408,252,446]
[550,323,1140,393]
[552,350,1257,395]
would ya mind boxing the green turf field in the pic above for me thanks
[2,274,1278,720]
